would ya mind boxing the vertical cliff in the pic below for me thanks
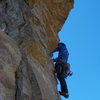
[0,0,74,100]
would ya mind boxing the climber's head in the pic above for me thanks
[58,42,66,47]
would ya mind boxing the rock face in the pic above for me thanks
[0,0,74,100]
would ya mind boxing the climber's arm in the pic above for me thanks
[51,47,59,53]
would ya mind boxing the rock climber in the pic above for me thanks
[51,42,72,98]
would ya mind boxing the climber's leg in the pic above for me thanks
[57,73,69,98]
[57,73,68,93]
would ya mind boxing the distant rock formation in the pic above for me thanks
[0,0,74,100]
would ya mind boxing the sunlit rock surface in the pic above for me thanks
[0,0,74,100]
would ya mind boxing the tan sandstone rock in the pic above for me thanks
[0,0,74,100]
[0,32,21,100]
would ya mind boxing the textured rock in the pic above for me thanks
[0,0,74,100]
[0,32,21,100]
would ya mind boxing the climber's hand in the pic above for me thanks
[68,72,73,76]
[50,53,53,57]
[47,50,53,57]
[52,58,57,62]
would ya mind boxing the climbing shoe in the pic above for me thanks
[59,91,69,98]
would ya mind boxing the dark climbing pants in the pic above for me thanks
[57,73,68,93]
[55,61,68,93]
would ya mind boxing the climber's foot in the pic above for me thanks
[59,91,69,98]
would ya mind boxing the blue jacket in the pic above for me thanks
[55,45,69,62]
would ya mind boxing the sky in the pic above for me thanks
[56,0,100,100]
